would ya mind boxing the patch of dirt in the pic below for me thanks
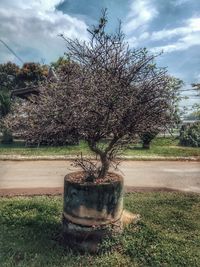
[65,171,123,184]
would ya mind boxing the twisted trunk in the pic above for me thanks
[87,140,110,178]
[98,153,110,178]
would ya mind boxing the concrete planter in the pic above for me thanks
[63,172,124,252]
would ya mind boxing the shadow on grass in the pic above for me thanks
[1,194,200,267]
[0,198,73,264]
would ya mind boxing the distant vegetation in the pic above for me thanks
[0,137,199,158]
[179,122,200,147]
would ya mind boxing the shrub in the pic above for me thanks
[1,128,13,144]
[140,131,158,149]
[179,122,200,147]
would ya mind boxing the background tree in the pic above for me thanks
[0,62,19,143]
[179,122,200,147]
[15,62,48,88]
[190,83,200,119]
[140,77,182,149]
[0,89,13,143]
[51,56,70,70]
[185,110,200,121]
[192,83,200,92]
[0,61,49,143]
[0,62,20,91]
[5,11,180,180]
[140,131,158,149]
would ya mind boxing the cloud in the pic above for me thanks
[196,73,200,81]
[0,0,88,64]
[172,0,190,7]
[123,0,158,35]
[151,33,200,53]
[151,17,200,41]
[151,17,200,53]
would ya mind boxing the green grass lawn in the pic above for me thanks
[0,137,200,157]
[0,193,200,266]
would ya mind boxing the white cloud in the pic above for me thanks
[0,0,88,64]
[151,17,200,41]
[126,31,150,47]
[150,17,200,53]
[151,32,200,53]
[123,0,158,35]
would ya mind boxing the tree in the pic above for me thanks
[140,77,182,149]
[15,62,48,88]
[0,88,13,143]
[185,111,200,121]
[190,83,200,119]
[140,131,158,149]
[0,62,48,143]
[192,83,200,92]
[5,11,179,180]
[51,56,70,70]
[179,122,200,147]
[0,62,19,143]
[0,62,19,91]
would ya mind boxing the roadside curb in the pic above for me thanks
[0,155,200,161]
[1,186,197,197]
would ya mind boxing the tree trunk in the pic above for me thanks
[142,141,150,149]
[1,128,13,144]
[98,154,110,178]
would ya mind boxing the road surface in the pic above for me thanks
[0,160,200,193]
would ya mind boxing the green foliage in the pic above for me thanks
[179,122,200,147]
[0,193,200,266]
[0,88,11,118]
[1,128,13,144]
[140,132,158,149]
[0,61,48,92]
[51,56,70,70]
[15,62,48,88]
[190,83,200,119]
[185,110,200,121]
[0,89,13,144]
[167,77,183,126]
[192,82,200,93]
[0,62,19,91]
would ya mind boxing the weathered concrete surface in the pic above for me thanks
[0,160,199,193]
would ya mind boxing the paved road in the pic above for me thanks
[0,160,200,193]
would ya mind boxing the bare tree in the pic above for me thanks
[4,10,180,181]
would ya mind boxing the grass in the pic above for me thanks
[0,140,91,156]
[125,137,200,157]
[0,137,200,157]
[0,193,200,266]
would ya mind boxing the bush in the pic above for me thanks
[26,134,79,147]
[140,132,158,149]
[1,128,13,144]
[179,122,200,147]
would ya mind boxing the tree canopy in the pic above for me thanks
[4,11,181,180]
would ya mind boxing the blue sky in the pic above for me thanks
[0,0,200,109]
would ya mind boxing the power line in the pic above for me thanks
[0,39,24,64]
[180,89,199,92]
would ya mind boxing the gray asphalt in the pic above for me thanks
[0,160,200,193]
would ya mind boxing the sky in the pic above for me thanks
[0,0,200,109]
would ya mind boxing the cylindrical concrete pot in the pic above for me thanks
[62,172,124,252]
